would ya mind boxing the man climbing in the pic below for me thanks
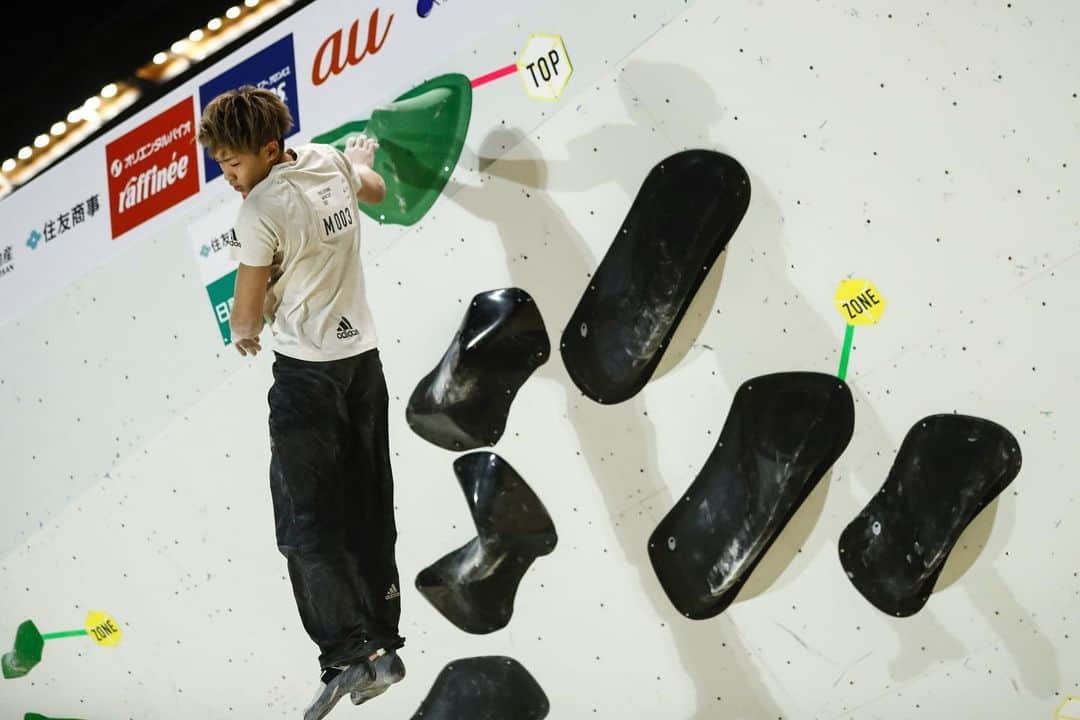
[197,85,405,719]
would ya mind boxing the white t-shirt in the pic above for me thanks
[230,143,378,362]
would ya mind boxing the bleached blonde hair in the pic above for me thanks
[197,85,293,157]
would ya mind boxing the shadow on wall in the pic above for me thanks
[445,91,778,716]
[446,139,777,719]
[441,57,1057,713]
[609,57,1059,701]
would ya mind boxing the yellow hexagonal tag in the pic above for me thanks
[84,611,123,648]
[835,278,886,326]
[1057,696,1080,720]
[517,34,573,101]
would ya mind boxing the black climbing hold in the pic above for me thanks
[561,149,750,404]
[648,372,855,619]
[410,656,549,720]
[416,452,557,633]
[838,413,1022,617]
[407,288,550,451]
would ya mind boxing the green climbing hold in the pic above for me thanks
[25,714,84,720]
[311,72,473,227]
[2,621,43,679]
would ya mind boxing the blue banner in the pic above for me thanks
[198,34,301,183]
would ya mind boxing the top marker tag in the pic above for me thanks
[518,34,573,101]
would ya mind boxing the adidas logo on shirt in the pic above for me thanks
[337,316,360,340]
[385,583,399,600]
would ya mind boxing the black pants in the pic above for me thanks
[268,347,404,669]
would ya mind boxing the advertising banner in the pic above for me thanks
[105,97,200,239]
[0,0,551,334]
[185,195,243,344]
[199,34,302,184]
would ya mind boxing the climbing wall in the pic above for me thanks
[1,0,1078,718]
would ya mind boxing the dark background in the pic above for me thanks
[3,0,314,174]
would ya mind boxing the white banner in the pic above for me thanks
[0,0,545,330]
